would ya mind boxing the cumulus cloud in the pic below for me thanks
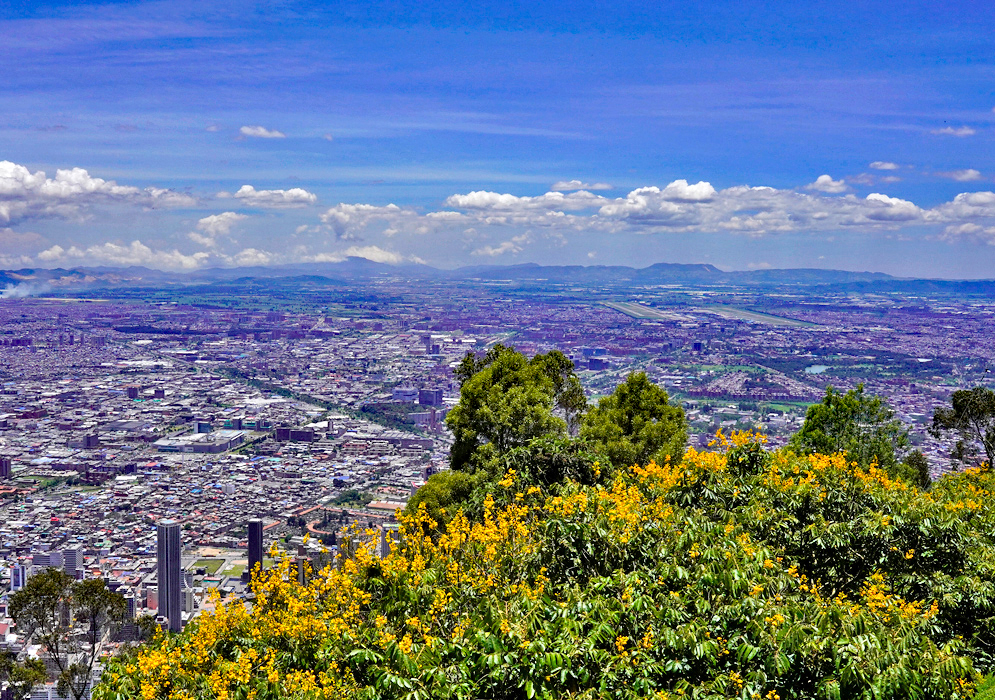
[471,232,531,257]
[302,180,995,245]
[341,245,407,264]
[320,203,407,239]
[941,222,995,245]
[20,174,995,272]
[932,126,976,137]
[445,189,607,211]
[228,248,273,266]
[188,212,248,248]
[932,191,995,220]
[937,169,984,182]
[869,161,900,171]
[239,125,286,139]
[0,160,196,224]
[37,241,210,270]
[223,185,317,208]
[316,203,457,239]
[472,240,522,257]
[861,193,922,221]
[551,179,612,191]
[805,175,849,194]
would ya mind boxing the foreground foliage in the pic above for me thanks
[10,569,127,700]
[96,432,995,700]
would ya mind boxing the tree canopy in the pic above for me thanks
[789,383,908,471]
[9,568,127,700]
[580,371,687,471]
[0,652,46,700]
[932,386,995,469]
[446,346,584,473]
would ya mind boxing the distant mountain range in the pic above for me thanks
[1,259,993,296]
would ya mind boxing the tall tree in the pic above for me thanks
[580,372,687,470]
[0,651,47,700]
[931,386,995,469]
[790,384,908,471]
[9,569,127,700]
[446,346,583,472]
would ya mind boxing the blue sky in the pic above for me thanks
[2,0,995,277]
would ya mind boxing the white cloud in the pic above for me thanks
[303,180,995,244]
[224,185,317,208]
[805,175,849,194]
[472,240,522,257]
[445,189,607,211]
[936,169,984,182]
[932,191,995,220]
[658,179,717,202]
[471,232,531,257]
[21,174,995,273]
[869,161,900,170]
[37,241,210,270]
[316,202,459,239]
[941,222,995,245]
[227,248,273,266]
[861,193,922,221]
[341,245,406,264]
[239,125,286,139]
[320,203,407,239]
[0,160,196,224]
[550,180,612,191]
[188,212,248,248]
[932,126,976,137]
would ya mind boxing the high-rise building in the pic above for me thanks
[379,524,401,559]
[392,387,418,403]
[0,455,11,479]
[63,547,83,573]
[418,388,444,406]
[32,550,63,570]
[124,593,137,619]
[156,520,182,632]
[10,564,28,592]
[248,519,264,579]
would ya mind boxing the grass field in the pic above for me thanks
[192,559,224,575]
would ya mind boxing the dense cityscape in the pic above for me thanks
[1,266,994,696]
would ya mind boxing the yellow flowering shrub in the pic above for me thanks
[97,433,995,700]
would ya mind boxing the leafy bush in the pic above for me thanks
[96,432,995,700]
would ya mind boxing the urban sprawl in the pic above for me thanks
[1,275,993,697]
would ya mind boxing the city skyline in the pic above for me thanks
[2,1,995,277]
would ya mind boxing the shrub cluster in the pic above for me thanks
[97,432,995,700]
